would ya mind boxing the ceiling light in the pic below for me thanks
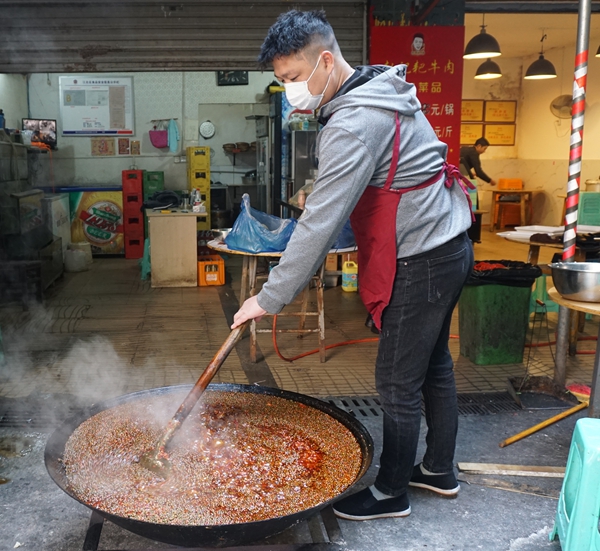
[525,55,557,79]
[524,33,557,80]
[596,44,600,57]
[464,15,501,59]
[475,59,502,79]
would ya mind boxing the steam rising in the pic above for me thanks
[0,301,181,427]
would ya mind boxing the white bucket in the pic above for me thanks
[64,249,88,272]
[68,242,93,265]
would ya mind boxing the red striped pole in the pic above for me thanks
[562,3,591,261]
[555,0,592,388]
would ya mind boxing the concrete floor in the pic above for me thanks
[0,230,596,550]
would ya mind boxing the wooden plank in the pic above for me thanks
[457,462,565,478]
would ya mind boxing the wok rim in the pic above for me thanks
[45,383,374,547]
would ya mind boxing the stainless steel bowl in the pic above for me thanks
[550,262,600,302]
[211,228,232,242]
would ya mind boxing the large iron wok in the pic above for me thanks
[45,383,374,548]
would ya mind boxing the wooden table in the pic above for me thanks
[489,190,534,232]
[548,286,600,417]
[147,210,207,287]
[500,232,585,266]
[208,239,356,363]
[208,239,326,362]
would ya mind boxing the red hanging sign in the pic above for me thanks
[369,25,465,166]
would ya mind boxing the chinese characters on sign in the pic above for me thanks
[485,101,517,123]
[369,25,465,165]
[484,124,516,146]
[461,100,517,144]
[461,100,484,122]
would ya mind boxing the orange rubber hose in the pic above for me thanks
[271,315,378,362]
[270,319,597,361]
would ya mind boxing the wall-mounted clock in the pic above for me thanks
[216,71,249,86]
[199,120,215,139]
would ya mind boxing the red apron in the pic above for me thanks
[349,112,475,330]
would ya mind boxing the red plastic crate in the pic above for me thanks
[123,213,144,236]
[124,233,144,259]
[122,170,144,194]
[122,192,143,214]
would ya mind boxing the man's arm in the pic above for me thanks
[257,128,376,314]
[467,150,492,183]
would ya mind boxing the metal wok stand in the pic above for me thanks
[82,506,346,550]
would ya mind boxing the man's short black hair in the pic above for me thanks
[475,137,490,147]
[257,10,338,69]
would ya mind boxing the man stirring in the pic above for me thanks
[232,10,474,520]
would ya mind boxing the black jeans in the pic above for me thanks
[374,232,473,496]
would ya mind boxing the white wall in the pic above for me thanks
[462,45,600,226]
[27,71,275,189]
[0,74,28,129]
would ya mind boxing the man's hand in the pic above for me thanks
[232,296,267,329]
[489,179,498,186]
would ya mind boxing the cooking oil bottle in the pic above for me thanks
[341,261,358,292]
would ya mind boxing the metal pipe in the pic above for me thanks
[555,305,570,386]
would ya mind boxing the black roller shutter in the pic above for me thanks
[2,0,367,73]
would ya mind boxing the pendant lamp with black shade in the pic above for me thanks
[525,33,557,80]
[475,59,502,79]
[464,15,501,60]
[596,44,600,57]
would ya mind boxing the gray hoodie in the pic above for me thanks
[257,65,472,314]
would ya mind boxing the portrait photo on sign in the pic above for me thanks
[411,33,425,56]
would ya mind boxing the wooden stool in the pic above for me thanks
[489,190,534,231]
[239,255,326,363]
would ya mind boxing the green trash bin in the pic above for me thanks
[459,261,541,365]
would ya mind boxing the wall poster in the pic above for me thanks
[484,101,517,123]
[91,137,116,156]
[484,124,516,146]
[59,76,135,136]
[460,124,484,145]
[461,100,484,122]
[370,25,465,165]
[118,138,130,155]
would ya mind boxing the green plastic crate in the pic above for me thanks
[143,172,165,236]
[579,192,600,226]
[459,284,532,365]
[143,171,165,200]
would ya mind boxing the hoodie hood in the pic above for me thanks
[320,65,421,121]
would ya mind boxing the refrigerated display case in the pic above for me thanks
[290,130,318,198]
[69,189,124,256]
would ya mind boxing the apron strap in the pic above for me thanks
[442,162,477,222]
[383,112,400,191]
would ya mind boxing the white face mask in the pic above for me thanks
[283,54,332,111]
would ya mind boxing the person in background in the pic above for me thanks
[459,137,497,186]
[231,10,474,521]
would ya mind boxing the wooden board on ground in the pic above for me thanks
[457,462,565,478]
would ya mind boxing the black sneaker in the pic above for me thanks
[409,463,460,496]
[332,487,411,521]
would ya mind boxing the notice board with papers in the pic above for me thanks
[59,76,135,136]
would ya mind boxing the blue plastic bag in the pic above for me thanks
[332,219,356,249]
[225,194,297,253]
